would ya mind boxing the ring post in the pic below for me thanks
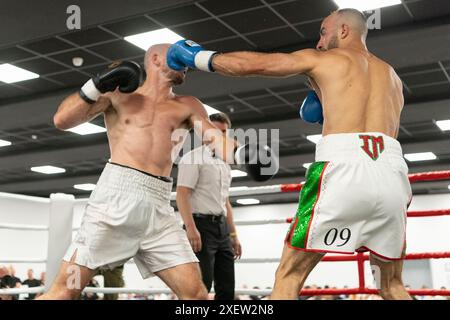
[45,193,75,291]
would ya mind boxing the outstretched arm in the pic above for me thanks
[166,40,321,77]
[211,49,320,77]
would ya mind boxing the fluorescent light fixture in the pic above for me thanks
[303,162,312,169]
[204,104,221,116]
[31,165,66,174]
[236,198,260,205]
[333,0,401,11]
[231,170,248,178]
[124,28,184,50]
[0,139,12,147]
[306,134,322,144]
[0,63,39,84]
[66,123,106,135]
[436,120,450,131]
[74,183,96,191]
[404,152,437,162]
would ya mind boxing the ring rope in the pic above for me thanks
[2,251,449,265]
[1,208,448,232]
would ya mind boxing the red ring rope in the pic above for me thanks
[279,170,450,194]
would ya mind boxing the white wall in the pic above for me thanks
[1,192,449,291]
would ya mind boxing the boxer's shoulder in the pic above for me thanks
[175,95,206,115]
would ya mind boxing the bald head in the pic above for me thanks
[317,8,368,51]
[143,42,186,85]
[144,43,170,70]
[335,8,368,39]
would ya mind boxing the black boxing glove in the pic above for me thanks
[79,60,144,104]
[234,143,279,182]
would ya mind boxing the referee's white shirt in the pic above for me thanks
[177,145,232,216]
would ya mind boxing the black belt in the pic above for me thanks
[193,213,225,223]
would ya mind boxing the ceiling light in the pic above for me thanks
[66,123,106,135]
[436,120,450,131]
[448,185,450,191]
[333,0,401,11]
[306,134,322,144]
[0,63,39,83]
[231,170,248,178]
[0,139,12,147]
[404,152,437,162]
[236,198,260,205]
[124,28,184,50]
[31,165,66,174]
[74,183,96,191]
[303,163,312,169]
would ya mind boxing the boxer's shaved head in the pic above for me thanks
[144,43,186,85]
[316,9,368,51]
[336,8,368,39]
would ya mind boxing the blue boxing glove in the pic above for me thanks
[167,40,218,72]
[300,91,323,124]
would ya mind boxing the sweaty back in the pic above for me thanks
[315,48,404,138]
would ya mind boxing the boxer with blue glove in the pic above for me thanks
[168,8,411,301]
[300,91,323,125]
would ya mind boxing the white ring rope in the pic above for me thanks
[0,257,280,264]
[0,286,45,295]
[235,218,287,226]
[0,258,47,263]
[0,192,50,203]
[75,184,284,204]
[0,223,48,231]
[0,286,271,296]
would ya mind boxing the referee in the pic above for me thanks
[176,112,242,300]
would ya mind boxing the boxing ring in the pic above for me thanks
[1,170,450,298]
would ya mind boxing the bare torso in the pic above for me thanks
[104,89,193,177]
[311,48,404,138]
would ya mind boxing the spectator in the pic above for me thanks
[22,269,41,300]
[0,276,12,301]
[3,265,21,300]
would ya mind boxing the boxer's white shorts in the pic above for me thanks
[286,133,412,260]
[63,163,198,278]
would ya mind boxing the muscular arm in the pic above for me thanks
[53,93,112,130]
[211,49,321,77]
[186,97,238,163]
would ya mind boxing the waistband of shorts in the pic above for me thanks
[315,132,403,162]
[97,162,173,202]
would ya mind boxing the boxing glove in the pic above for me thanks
[234,144,279,182]
[79,60,144,104]
[167,40,217,72]
[300,90,324,125]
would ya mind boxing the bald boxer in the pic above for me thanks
[168,8,412,300]
[38,44,255,300]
